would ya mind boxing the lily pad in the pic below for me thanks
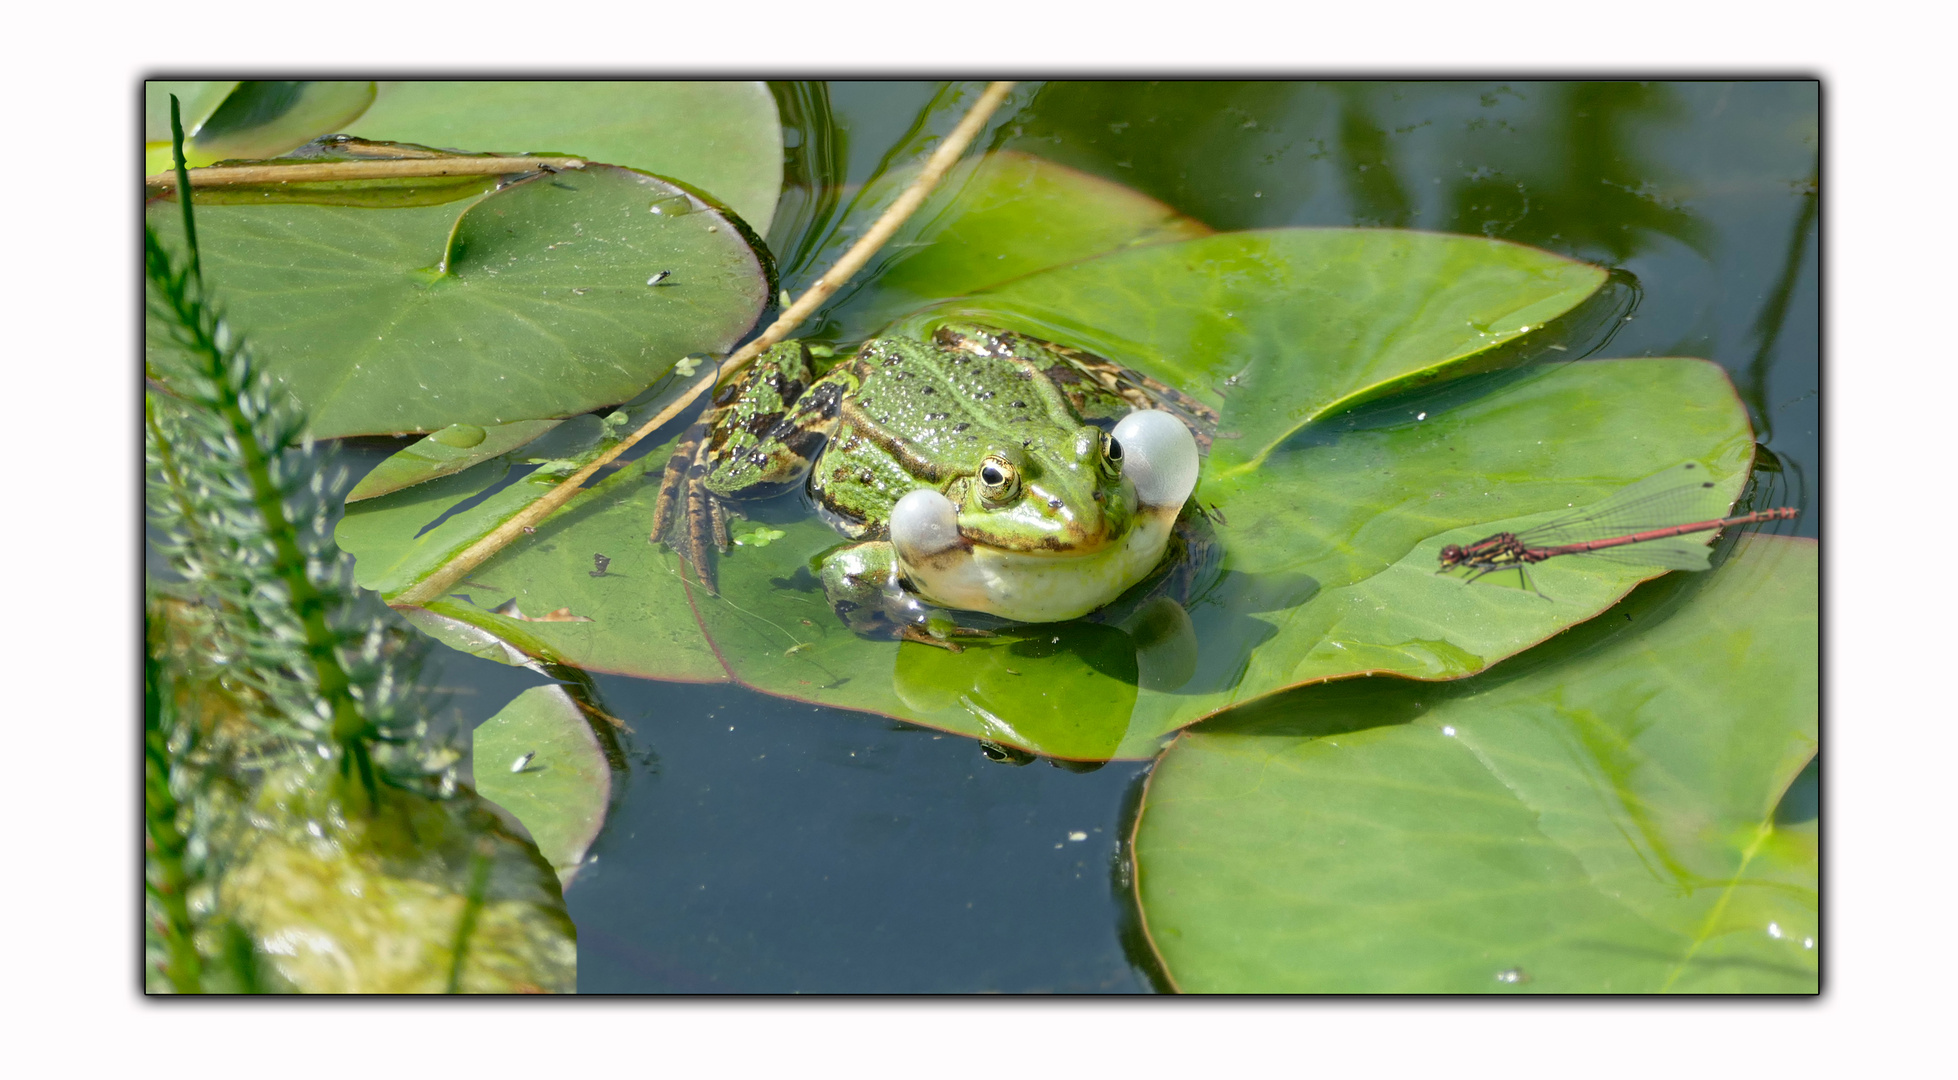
[146,162,770,438]
[1131,535,1818,993]
[348,356,1755,761]
[682,355,1754,759]
[473,685,615,886]
[347,81,783,235]
[340,224,1768,760]
[794,149,1211,341]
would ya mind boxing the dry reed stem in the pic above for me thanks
[145,157,588,191]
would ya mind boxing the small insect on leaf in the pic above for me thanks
[510,751,535,773]
[785,643,811,657]
[590,553,611,577]
[647,270,672,287]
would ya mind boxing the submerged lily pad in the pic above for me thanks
[1131,535,1817,993]
[146,162,770,438]
[218,760,578,993]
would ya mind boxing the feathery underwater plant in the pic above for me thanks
[143,98,573,993]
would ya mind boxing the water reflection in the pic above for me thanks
[1335,84,1414,228]
[764,82,845,285]
[1738,160,1819,444]
[1446,82,1712,260]
[1008,80,1716,262]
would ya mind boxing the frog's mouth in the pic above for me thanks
[898,503,1183,623]
[887,410,1199,624]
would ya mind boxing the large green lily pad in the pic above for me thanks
[341,227,1767,761]
[682,355,1752,759]
[348,82,783,234]
[146,162,769,438]
[1132,535,1817,993]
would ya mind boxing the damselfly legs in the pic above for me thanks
[1437,463,1799,597]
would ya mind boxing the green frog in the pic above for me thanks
[651,324,1209,648]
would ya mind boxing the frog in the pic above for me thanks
[650,323,1210,649]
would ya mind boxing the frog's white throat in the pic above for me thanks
[887,411,1198,624]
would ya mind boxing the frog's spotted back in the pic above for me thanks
[844,333,1087,481]
[934,324,1218,454]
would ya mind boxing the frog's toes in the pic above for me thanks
[923,610,994,641]
[898,624,966,652]
[1114,410,1200,510]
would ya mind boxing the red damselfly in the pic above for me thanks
[1438,462,1799,596]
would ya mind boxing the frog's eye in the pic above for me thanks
[977,455,1020,504]
[1100,432,1124,477]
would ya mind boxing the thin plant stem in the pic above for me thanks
[392,80,1016,608]
[170,97,200,290]
[145,156,588,192]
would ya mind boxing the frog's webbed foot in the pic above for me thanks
[897,624,964,652]
[897,620,996,653]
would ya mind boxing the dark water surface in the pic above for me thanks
[398,81,1819,993]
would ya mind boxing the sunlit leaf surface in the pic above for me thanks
[1133,536,1817,992]
[923,227,1611,473]
[147,163,769,437]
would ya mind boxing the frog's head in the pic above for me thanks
[888,410,1199,623]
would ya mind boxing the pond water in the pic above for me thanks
[373,81,1818,992]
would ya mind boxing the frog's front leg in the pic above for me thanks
[817,541,992,652]
[652,341,841,591]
